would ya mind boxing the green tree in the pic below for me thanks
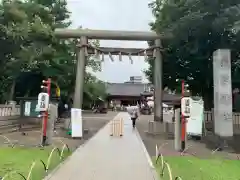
[0,0,106,105]
[54,37,103,99]
[0,0,55,101]
[146,0,240,109]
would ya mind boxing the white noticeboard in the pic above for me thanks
[187,99,204,136]
[24,101,31,116]
[71,108,83,138]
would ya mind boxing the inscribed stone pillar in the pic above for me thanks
[213,49,233,137]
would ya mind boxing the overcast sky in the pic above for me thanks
[67,0,154,83]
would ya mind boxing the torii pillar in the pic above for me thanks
[73,36,87,109]
[154,39,163,122]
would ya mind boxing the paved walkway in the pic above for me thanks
[44,112,158,180]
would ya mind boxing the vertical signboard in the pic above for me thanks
[213,49,233,137]
[24,101,31,116]
[181,97,191,117]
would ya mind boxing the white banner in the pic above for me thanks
[187,99,204,136]
[71,108,83,138]
[24,101,31,116]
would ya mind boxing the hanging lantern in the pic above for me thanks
[128,53,133,64]
[94,48,100,60]
[109,52,114,62]
[101,53,104,62]
[119,52,122,61]
[144,50,148,61]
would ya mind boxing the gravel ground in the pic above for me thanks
[136,115,240,159]
[0,112,117,150]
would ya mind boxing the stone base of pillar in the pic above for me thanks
[204,132,234,152]
[145,120,173,138]
[83,128,89,134]
[215,135,233,152]
[145,121,163,135]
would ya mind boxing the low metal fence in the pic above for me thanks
[0,104,22,132]
[0,104,20,118]
[204,111,240,134]
[0,101,59,134]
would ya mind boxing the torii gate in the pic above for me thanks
[54,28,171,123]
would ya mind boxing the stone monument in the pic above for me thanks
[213,49,233,149]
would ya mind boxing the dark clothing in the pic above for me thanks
[58,101,64,118]
[131,117,137,127]
[130,110,138,127]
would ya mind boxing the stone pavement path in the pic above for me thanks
[44,112,158,180]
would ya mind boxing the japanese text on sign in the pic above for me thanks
[220,56,230,68]
[36,93,49,111]
[219,94,232,105]
[220,74,230,86]
[181,97,191,117]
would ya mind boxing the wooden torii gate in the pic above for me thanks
[54,28,171,124]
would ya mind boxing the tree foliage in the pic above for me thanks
[146,0,240,109]
[0,0,106,105]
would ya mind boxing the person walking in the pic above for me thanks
[130,109,138,128]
